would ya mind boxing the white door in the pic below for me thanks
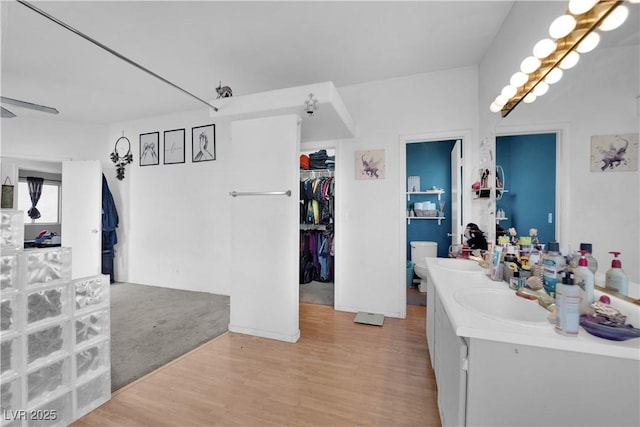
[228,115,301,343]
[450,140,462,245]
[61,160,102,279]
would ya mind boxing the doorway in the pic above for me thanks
[496,133,557,244]
[299,146,336,307]
[400,131,467,311]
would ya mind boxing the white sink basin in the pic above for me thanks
[435,258,484,273]
[454,288,549,325]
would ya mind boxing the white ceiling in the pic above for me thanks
[0,1,637,124]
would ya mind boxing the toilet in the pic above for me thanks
[410,241,438,292]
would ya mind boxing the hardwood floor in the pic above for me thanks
[72,303,441,427]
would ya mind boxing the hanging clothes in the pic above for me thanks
[101,174,119,283]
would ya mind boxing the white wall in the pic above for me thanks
[106,68,480,318]
[107,108,233,296]
[478,2,640,283]
[1,116,108,161]
[336,67,479,317]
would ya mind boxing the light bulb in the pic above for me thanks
[510,72,529,88]
[521,56,541,74]
[576,32,600,53]
[599,5,629,31]
[568,0,598,15]
[549,15,576,39]
[533,82,549,96]
[533,39,557,59]
[523,93,537,104]
[545,67,563,84]
[495,94,509,107]
[559,51,580,69]
[501,85,517,98]
[490,102,502,113]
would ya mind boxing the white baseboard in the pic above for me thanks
[228,324,300,343]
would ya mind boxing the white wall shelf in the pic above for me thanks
[407,216,445,225]
[406,189,445,201]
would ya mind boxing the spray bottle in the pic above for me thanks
[605,252,628,296]
[573,250,595,314]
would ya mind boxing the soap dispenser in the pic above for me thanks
[574,250,595,314]
[579,243,598,274]
[605,251,629,296]
[555,271,580,336]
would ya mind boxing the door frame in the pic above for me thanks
[399,129,472,314]
[300,139,340,310]
[495,122,570,246]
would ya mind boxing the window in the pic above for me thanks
[17,180,61,224]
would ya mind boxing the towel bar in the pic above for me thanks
[229,190,292,197]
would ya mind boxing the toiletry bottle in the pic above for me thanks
[509,270,521,290]
[555,271,580,336]
[542,242,565,298]
[605,251,629,296]
[579,243,598,275]
[574,250,595,314]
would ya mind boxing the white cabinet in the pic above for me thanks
[428,281,640,427]
[426,276,436,366]
[434,294,467,427]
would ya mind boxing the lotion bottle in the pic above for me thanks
[574,250,595,314]
[555,271,580,336]
[605,251,629,296]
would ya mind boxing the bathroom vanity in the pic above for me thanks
[426,257,640,427]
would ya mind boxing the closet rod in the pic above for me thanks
[229,190,292,197]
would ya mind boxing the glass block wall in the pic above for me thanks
[1,209,111,426]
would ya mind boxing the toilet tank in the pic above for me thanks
[410,241,438,264]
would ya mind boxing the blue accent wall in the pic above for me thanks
[406,140,456,259]
[496,134,556,244]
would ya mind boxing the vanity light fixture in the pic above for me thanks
[491,0,632,118]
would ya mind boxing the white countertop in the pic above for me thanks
[426,257,640,361]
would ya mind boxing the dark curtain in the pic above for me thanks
[27,177,44,219]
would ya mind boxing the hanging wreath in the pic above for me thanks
[110,135,133,180]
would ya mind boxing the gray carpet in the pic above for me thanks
[110,282,230,391]
[300,281,334,306]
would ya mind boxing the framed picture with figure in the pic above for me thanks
[192,124,216,162]
[140,132,160,166]
[164,128,185,165]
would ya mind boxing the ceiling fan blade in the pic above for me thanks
[1,107,17,118]
[0,96,59,115]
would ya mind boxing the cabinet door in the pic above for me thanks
[435,296,467,427]
[426,276,436,366]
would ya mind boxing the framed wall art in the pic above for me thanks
[192,124,216,162]
[590,133,638,172]
[355,149,386,179]
[164,128,185,165]
[140,132,160,166]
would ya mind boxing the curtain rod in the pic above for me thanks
[16,0,219,112]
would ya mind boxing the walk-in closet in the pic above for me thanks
[299,148,335,306]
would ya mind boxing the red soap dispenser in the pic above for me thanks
[605,252,628,296]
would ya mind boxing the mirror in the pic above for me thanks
[495,133,557,244]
